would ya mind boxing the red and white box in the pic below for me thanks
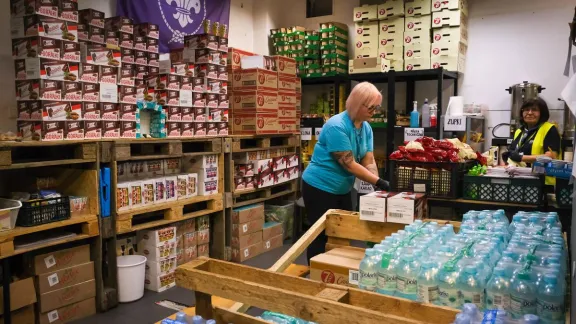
[194,122,206,137]
[232,69,278,91]
[79,9,105,27]
[232,112,278,135]
[62,82,82,101]
[405,43,431,59]
[278,91,296,105]
[405,0,431,16]
[403,29,431,46]
[359,191,397,223]
[102,120,120,139]
[181,121,194,137]
[64,120,83,140]
[232,90,277,112]
[181,107,194,121]
[432,0,468,13]
[228,48,254,70]
[432,9,467,28]
[353,4,377,22]
[432,26,468,44]
[166,122,181,138]
[278,75,296,92]
[386,192,427,224]
[206,93,218,108]
[379,18,405,35]
[120,121,137,138]
[377,1,404,19]
[278,105,297,119]
[84,120,102,139]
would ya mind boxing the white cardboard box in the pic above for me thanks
[405,43,431,59]
[145,270,176,292]
[349,58,387,74]
[177,174,190,199]
[405,57,431,71]
[431,55,466,72]
[165,176,178,202]
[359,191,397,223]
[256,173,275,188]
[116,181,131,212]
[129,181,143,209]
[141,178,155,205]
[379,17,404,35]
[379,45,403,61]
[182,154,219,170]
[139,239,177,261]
[286,167,300,181]
[432,0,468,14]
[199,180,218,196]
[404,29,431,45]
[286,154,299,168]
[377,1,404,20]
[353,4,378,22]
[430,41,467,57]
[405,16,432,31]
[354,37,379,58]
[145,256,177,277]
[432,9,467,28]
[405,0,432,16]
[253,159,272,174]
[192,166,218,182]
[187,173,198,197]
[378,33,403,47]
[386,192,427,224]
[154,177,166,203]
[432,26,468,44]
[355,21,379,38]
[138,227,177,247]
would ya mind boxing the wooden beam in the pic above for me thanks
[315,288,349,303]
[195,291,213,320]
[326,210,406,243]
[213,307,270,324]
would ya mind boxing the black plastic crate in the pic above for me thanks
[555,178,573,208]
[463,175,544,205]
[390,160,477,198]
[17,196,71,227]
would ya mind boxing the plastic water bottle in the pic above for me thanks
[377,252,397,296]
[536,274,565,323]
[395,253,419,301]
[192,315,204,324]
[509,272,537,320]
[205,320,216,324]
[452,313,471,324]
[417,260,439,304]
[486,267,510,311]
[175,313,188,323]
[458,264,485,310]
[422,98,430,127]
[437,267,460,308]
[522,314,540,324]
[359,248,378,291]
[461,303,481,322]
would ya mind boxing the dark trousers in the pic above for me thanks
[302,180,352,264]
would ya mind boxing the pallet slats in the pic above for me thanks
[232,180,298,207]
[229,135,300,152]
[0,141,97,169]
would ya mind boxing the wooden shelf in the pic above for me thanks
[0,214,98,242]
[0,158,96,170]
[12,233,96,258]
[116,194,223,217]
[120,208,221,234]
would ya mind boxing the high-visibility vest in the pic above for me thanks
[514,122,559,186]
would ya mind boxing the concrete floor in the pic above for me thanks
[73,242,308,324]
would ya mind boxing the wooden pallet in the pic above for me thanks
[116,194,223,234]
[0,140,97,169]
[182,138,223,156]
[100,139,182,162]
[176,257,459,324]
[0,214,99,259]
[227,135,300,152]
[231,180,298,208]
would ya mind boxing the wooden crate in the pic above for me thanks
[227,135,299,152]
[0,140,97,169]
[176,257,459,324]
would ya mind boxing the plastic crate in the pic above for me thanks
[463,175,544,204]
[390,160,477,198]
[0,198,22,231]
[17,196,71,227]
[555,178,573,208]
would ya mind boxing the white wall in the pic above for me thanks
[229,0,255,51]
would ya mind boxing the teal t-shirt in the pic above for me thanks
[302,111,373,195]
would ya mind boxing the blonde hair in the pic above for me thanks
[345,82,382,116]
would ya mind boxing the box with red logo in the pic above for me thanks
[378,33,403,48]
[41,101,80,121]
[154,74,181,91]
[232,112,278,135]
[11,37,59,61]
[432,0,468,13]
[273,169,289,185]
[376,1,404,19]
[354,38,378,59]
[404,43,431,59]
[228,48,255,70]
[353,4,377,22]
[148,52,160,67]
[233,68,278,91]
[194,122,206,137]
[205,78,227,94]
[78,63,98,83]
[231,242,262,262]
[184,48,221,65]
[386,192,427,224]
[404,57,431,71]
[10,0,58,18]
[379,18,404,37]
[403,29,431,46]
[231,230,262,250]
[84,120,101,139]
[208,108,228,122]
[278,91,296,105]
[405,0,431,16]
[38,279,96,313]
[278,118,298,134]
[136,23,160,39]
[166,122,181,138]
[218,94,229,108]
[194,107,206,122]
[206,122,218,137]
[241,55,276,70]
[102,120,120,139]
[217,122,228,136]
[120,121,137,138]
[12,15,78,42]
[232,90,277,111]
[64,120,84,140]
[79,8,104,27]
[38,298,96,324]
[255,172,275,188]
[278,105,297,119]
[286,166,300,181]
[432,9,467,28]
[165,106,181,121]
[405,16,431,32]
[184,34,218,50]
[82,44,121,66]
[181,107,194,122]
[354,21,379,42]
[431,55,466,72]
[432,26,468,44]
[430,41,467,57]
[310,251,361,287]
[61,82,81,101]
[379,45,403,61]
[181,121,194,137]
[277,75,296,92]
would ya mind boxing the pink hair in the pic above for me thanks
[345,82,382,117]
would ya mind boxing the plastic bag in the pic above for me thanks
[389,150,405,160]
[406,152,433,162]
[429,148,448,159]
[398,146,406,153]
[405,141,425,153]
[447,150,460,162]
[435,140,454,150]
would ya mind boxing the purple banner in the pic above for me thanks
[117,0,230,53]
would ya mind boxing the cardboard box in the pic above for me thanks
[182,154,218,170]
[240,55,276,70]
[405,0,432,16]
[233,69,278,91]
[353,37,378,58]
[326,247,366,260]
[286,167,300,181]
[263,233,283,252]
[38,298,95,324]
[354,21,379,39]
[432,26,468,44]
[198,180,218,196]
[0,305,35,324]
[379,17,405,35]
[404,43,431,59]
[145,256,177,277]
[231,218,265,237]
[405,16,432,31]
[273,56,297,76]
[432,0,468,14]
[252,159,272,174]
[0,278,36,315]
[262,221,283,241]
[405,57,431,71]
[378,32,403,47]
[139,240,177,261]
[228,48,255,70]
[404,29,431,45]
[232,90,277,112]
[348,57,387,74]
[232,203,264,224]
[10,0,59,18]
[145,271,175,292]
[277,75,296,92]
[353,5,378,22]
[359,191,397,222]
[39,279,95,313]
[432,9,467,28]
[25,245,90,275]
[231,242,262,262]
[431,41,467,57]
[255,172,275,188]
[377,0,404,19]
[379,45,403,61]
[197,244,209,258]
[36,262,94,294]
[139,227,177,247]
[84,120,101,139]
[231,112,278,135]
[386,192,427,224]
[231,230,262,249]
[431,55,466,72]
[310,253,360,287]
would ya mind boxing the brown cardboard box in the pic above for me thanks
[231,203,264,224]
[38,298,96,324]
[262,221,283,241]
[231,112,278,135]
[262,233,283,252]
[326,247,365,260]
[231,230,262,249]
[231,217,264,237]
[25,245,90,275]
[231,242,262,262]
[36,262,95,294]
[310,253,361,287]
[39,280,96,313]
[0,305,35,324]
[0,278,37,315]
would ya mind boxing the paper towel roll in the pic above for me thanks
[447,96,464,116]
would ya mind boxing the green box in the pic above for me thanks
[321,53,348,60]
[304,34,320,41]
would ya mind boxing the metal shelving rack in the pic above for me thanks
[301,68,460,179]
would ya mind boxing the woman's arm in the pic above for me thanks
[331,151,380,184]
[361,152,379,177]
[519,125,561,163]
[521,151,557,163]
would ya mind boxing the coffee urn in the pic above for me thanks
[505,81,545,137]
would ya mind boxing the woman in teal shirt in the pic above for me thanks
[302,82,388,262]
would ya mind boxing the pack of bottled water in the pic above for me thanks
[357,210,566,324]
[161,313,216,324]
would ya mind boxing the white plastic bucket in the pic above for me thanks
[117,255,147,302]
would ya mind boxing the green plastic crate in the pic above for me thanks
[304,35,320,41]
[463,175,543,204]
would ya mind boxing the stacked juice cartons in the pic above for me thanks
[316,22,348,77]
[11,0,83,141]
[403,0,432,71]
[430,0,468,72]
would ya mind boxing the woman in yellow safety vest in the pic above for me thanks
[503,97,561,185]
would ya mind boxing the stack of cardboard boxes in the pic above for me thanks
[231,203,284,262]
[24,245,96,324]
[229,49,300,135]
[271,27,320,79]
[430,0,468,72]
[138,227,177,292]
[0,276,36,324]
[174,216,210,266]
[315,22,349,77]
[232,149,299,191]
[182,154,219,196]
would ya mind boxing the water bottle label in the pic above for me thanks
[377,273,396,291]
[486,292,510,310]
[510,295,536,319]
[438,287,460,308]
[417,284,439,303]
[461,290,485,309]
[359,269,377,291]
[536,299,564,321]
[396,275,417,294]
